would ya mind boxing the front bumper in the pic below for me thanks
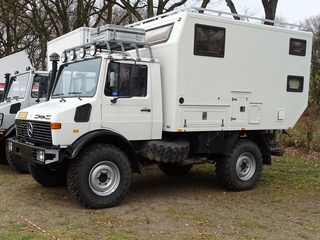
[6,137,61,165]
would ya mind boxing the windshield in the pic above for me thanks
[52,58,101,98]
[6,73,29,99]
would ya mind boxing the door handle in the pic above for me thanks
[141,108,151,112]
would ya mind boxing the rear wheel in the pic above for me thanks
[67,143,132,209]
[29,164,68,187]
[158,162,193,176]
[215,139,262,191]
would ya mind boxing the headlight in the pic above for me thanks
[7,141,12,151]
[36,150,45,162]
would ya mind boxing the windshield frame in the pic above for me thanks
[52,57,102,99]
[6,72,30,100]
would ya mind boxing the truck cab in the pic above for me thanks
[0,70,49,172]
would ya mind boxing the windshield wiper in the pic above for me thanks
[53,93,66,102]
[68,91,82,101]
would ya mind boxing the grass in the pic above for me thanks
[0,150,319,239]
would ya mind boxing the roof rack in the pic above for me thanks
[63,25,154,62]
[127,7,304,30]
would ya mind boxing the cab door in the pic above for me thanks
[28,74,50,107]
[101,61,152,140]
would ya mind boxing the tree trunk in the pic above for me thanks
[224,0,241,20]
[261,0,278,25]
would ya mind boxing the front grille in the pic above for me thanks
[16,120,52,145]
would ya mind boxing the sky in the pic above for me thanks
[213,0,320,24]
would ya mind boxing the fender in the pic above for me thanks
[65,129,141,173]
[2,124,16,139]
[221,132,239,156]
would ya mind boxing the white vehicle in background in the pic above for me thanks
[7,8,312,208]
[0,50,31,93]
[0,82,4,101]
[0,69,50,173]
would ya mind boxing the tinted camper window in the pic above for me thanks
[289,38,307,56]
[194,24,226,58]
[145,24,174,45]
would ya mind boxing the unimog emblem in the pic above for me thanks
[27,122,34,137]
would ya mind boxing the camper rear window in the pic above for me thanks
[145,24,174,45]
[194,24,225,58]
[287,75,304,92]
[289,38,306,56]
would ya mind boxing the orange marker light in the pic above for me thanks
[50,123,61,129]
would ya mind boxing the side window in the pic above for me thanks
[31,75,49,98]
[194,24,226,58]
[289,38,306,56]
[105,63,147,97]
[145,23,174,45]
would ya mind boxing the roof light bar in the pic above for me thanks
[61,51,67,63]
[69,49,76,61]
[89,44,97,56]
[79,47,86,59]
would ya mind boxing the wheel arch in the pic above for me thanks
[66,129,141,173]
[222,131,271,165]
[4,124,15,138]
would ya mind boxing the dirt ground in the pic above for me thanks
[0,156,319,240]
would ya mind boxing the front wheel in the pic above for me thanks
[29,164,68,187]
[6,151,29,174]
[215,139,262,191]
[67,143,132,209]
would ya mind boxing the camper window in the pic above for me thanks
[287,75,304,92]
[289,38,306,56]
[194,24,225,58]
[145,24,174,45]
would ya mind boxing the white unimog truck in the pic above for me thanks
[0,69,50,173]
[7,8,312,209]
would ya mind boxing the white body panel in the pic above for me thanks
[47,27,93,71]
[0,71,48,132]
[132,12,312,133]
[0,51,31,82]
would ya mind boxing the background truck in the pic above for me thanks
[0,69,50,173]
[0,83,4,101]
[47,27,92,71]
[1,28,92,172]
[7,8,312,209]
[0,51,31,84]
[0,51,31,101]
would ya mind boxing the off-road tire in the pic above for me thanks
[29,164,68,187]
[158,162,193,176]
[6,151,29,174]
[215,139,263,191]
[0,141,8,165]
[140,137,189,163]
[67,143,132,209]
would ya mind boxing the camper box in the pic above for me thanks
[130,11,312,133]
[47,27,93,71]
